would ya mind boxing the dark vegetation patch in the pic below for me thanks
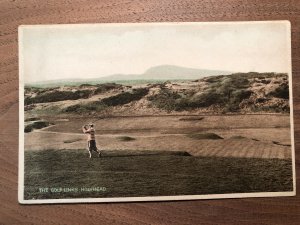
[117,136,136,142]
[63,102,107,113]
[186,132,223,140]
[25,117,40,122]
[101,88,149,106]
[272,141,291,147]
[24,149,293,199]
[63,138,82,144]
[94,83,123,94]
[25,90,92,105]
[24,121,51,133]
[267,83,289,99]
[230,136,247,139]
[179,117,204,121]
[63,88,149,113]
[251,138,259,141]
[147,89,182,111]
[79,83,94,88]
[251,104,290,113]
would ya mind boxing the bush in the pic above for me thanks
[101,88,149,106]
[225,89,253,111]
[147,89,181,111]
[268,83,289,99]
[189,92,225,107]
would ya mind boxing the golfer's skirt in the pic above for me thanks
[88,140,97,150]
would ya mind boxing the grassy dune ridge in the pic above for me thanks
[24,72,290,115]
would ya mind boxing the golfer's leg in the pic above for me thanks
[97,147,102,157]
[87,141,92,158]
[94,145,101,157]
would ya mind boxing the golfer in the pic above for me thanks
[82,123,101,158]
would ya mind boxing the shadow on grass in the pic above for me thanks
[24,149,293,200]
[101,150,192,158]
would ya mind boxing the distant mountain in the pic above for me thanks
[101,65,231,81]
[143,65,231,79]
[26,65,232,87]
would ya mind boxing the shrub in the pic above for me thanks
[190,91,225,107]
[101,88,149,106]
[268,83,289,99]
[147,89,181,111]
[225,89,253,111]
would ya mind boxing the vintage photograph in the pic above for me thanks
[18,21,295,204]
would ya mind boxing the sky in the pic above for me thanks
[20,21,291,83]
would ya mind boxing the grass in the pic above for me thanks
[24,149,293,200]
[117,136,136,141]
[186,133,223,140]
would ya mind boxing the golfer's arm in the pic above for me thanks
[83,128,91,134]
[82,127,89,133]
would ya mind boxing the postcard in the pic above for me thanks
[18,21,295,204]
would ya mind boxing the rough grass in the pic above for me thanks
[24,149,293,200]
[186,133,223,140]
